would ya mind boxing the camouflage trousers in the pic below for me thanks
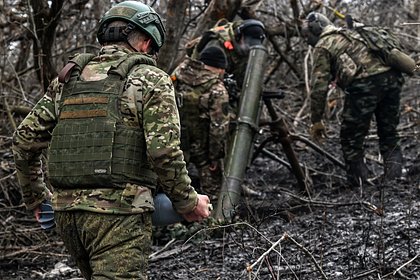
[55,211,152,280]
[341,70,403,162]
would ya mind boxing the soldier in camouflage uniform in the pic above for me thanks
[12,1,211,279]
[302,12,405,186]
[186,18,266,103]
[172,46,230,200]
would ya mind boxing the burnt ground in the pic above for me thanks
[0,79,419,279]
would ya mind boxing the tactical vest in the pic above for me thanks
[175,76,219,165]
[48,53,158,189]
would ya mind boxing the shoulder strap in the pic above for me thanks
[58,53,96,83]
[355,25,402,51]
[107,53,156,79]
[107,53,157,127]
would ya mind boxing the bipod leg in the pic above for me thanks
[264,99,311,196]
[290,134,346,170]
[251,135,277,163]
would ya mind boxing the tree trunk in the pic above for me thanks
[29,0,64,92]
[157,0,189,72]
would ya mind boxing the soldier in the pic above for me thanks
[187,18,266,95]
[12,1,211,279]
[172,46,230,200]
[302,12,405,186]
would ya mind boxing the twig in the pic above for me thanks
[260,147,345,180]
[344,268,377,279]
[149,238,176,259]
[149,243,192,262]
[277,187,383,216]
[185,222,274,247]
[392,254,419,276]
[293,48,312,126]
[0,171,16,182]
[244,230,328,279]
[0,242,65,260]
[401,22,420,25]
[3,98,17,131]
[286,233,329,280]
[6,55,27,101]
[246,233,288,273]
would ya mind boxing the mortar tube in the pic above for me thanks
[214,45,268,221]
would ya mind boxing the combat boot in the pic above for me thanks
[383,149,403,181]
[346,158,369,187]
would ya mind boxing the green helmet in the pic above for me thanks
[97,1,166,51]
[303,12,332,46]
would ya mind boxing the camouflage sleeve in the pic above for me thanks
[310,47,334,123]
[141,69,198,214]
[208,81,230,160]
[12,78,61,210]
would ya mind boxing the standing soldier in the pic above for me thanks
[12,1,211,279]
[302,12,406,186]
[172,46,230,200]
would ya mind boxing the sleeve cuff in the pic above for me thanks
[172,190,198,214]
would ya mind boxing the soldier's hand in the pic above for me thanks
[182,194,212,222]
[309,121,326,144]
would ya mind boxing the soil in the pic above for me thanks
[0,79,418,279]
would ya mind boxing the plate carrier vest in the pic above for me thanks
[48,53,158,189]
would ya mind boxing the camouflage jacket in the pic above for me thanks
[310,25,391,123]
[12,45,198,215]
[172,58,230,165]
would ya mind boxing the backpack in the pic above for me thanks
[353,25,415,74]
[186,19,236,59]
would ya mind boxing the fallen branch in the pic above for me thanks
[277,188,383,216]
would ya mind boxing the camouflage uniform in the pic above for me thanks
[172,57,230,199]
[311,25,404,176]
[12,45,198,279]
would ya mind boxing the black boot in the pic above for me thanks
[383,149,403,180]
[346,158,369,187]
